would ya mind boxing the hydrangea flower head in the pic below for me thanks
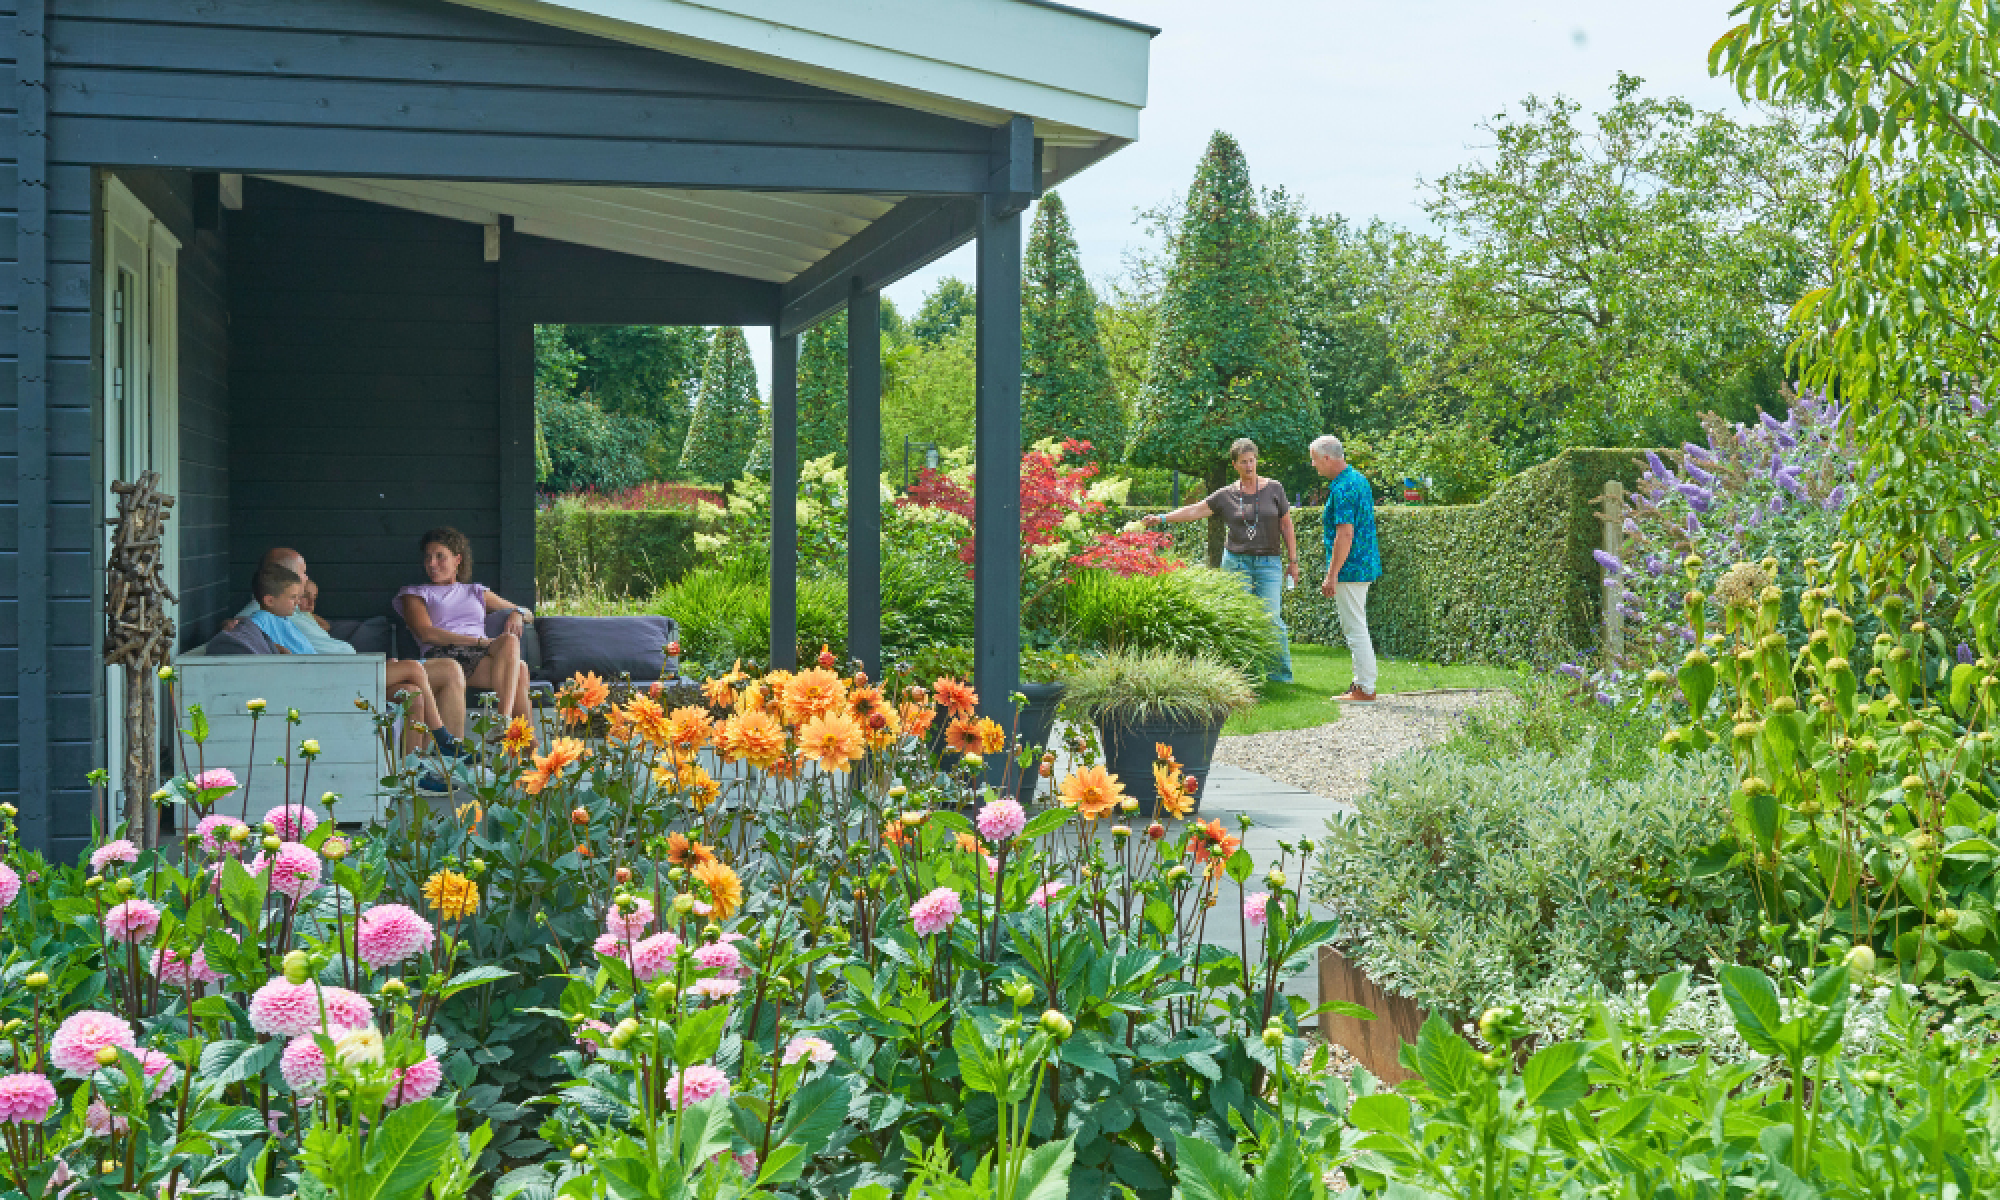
[355,904,436,968]
[48,1011,137,1076]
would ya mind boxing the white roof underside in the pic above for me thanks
[258,176,900,282]
[273,0,1149,291]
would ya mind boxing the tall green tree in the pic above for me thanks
[1022,192,1123,459]
[746,313,851,477]
[912,277,974,346]
[680,327,761,485]
[560,325,710,475]
[1127,131,1319,560]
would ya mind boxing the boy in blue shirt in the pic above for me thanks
[247,564,317,654]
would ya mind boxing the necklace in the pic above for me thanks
[1236,477,1261,546]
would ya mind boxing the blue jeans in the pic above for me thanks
[1220,551,1294,683]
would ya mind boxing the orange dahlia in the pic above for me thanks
[1153,761,1195,819]
[900,703,937,741]
[1191,818,1242,876]
[731,710,787,770]
[943,716,984,755]
[667,833,718,868]
[668,706,715,752]
[933,676,978,716]
[780,668,846,726]
[567,671,609,709]
[702,676,738,710]
[1058,764,1125,820]
[499,717,535,759]
[691,859,743,919]
[976,717,1008,755]
[798,711,864,773]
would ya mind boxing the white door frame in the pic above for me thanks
[101,177,181,823]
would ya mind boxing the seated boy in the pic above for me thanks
[249,564,455,787]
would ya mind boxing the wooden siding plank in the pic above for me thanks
[12,0,49,850]
[51,117,989,195]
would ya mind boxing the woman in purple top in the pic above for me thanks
[395,526,533,726]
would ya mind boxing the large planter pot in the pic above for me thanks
[1010,682,1066,803]
[1094,711,1225,819]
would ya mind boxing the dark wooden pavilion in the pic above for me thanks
[1,0,1154,859]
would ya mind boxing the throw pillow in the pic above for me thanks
[534,615,679,684]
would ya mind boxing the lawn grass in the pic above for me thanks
[1221,644,1520,736]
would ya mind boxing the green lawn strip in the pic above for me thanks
[1222,645,1516,736]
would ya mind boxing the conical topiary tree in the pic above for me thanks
[1128,131,1319,562]
[1023,191,1123,459]
[680,326,761,485]
[745,313,850,478]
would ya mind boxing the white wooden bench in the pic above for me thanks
[173,649,390,824]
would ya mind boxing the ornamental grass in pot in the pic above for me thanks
[1065,648,1257,818]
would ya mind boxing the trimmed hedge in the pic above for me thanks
[537,508,699,598]
[1163,448,1652,665]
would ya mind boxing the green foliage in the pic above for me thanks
[1713,1,2000,620]
[1341,422,1505,505]
[1440,670,1669,784]
[882,322,976,465]
[1060,647,1259,728]
[641,565,846,674]
[1164,447,1648,663]
[535,501,698,599]
[1127,131,1319,487]
[798,314,850,468]
[1398,74,1830,464]
[1023,192,1123,459]
[535,394,654,496]
[1064,567,1278,679]
[1314,742,1751,1021]
[550,324,709,479]
[911,276,974,346]
[678,326,761,484]
[1283,214,1425,436]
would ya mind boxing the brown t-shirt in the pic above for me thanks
[1204,479,1290,556]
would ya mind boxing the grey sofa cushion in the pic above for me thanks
[533,615,679,683]
[327,616,395,655]
[206,623,277,656]
[484,609,542,671]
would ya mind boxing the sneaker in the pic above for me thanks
[417,772,451,794]
[1342,685,1378,703]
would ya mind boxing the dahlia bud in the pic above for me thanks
[667,640,682,657]
[615,867,633,884]
[962,753,984,771]
[246,698,267,714]
[570,1145,590,1162]
[673,893,696,914]
[653,982,677,1004]
[571,807,589,825]
[1119,797,1139,813]
[1844,945,1876,977]
[23,972,48,990]
[282,950,311,984]
[157,665,177,682]
[382,979,409,997]
[1261,1026,1284,1049]
[1038,1010,1072,1040]
[1111,825,1131,841]
[323,838,349,861]
[114,877,135,897]
[262,836,282,853]
[1146,823,1166,840]
[818,646,836,669]
[299,739,321,759]
[230,824,251,843]
[609,1018,641,1049]
[1266,868,1286,889]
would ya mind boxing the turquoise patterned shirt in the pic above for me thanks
[1321,466,1381,583]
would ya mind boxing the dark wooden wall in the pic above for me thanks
[227,179,503,619]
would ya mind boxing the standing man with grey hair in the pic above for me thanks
[1310,435,1380,701]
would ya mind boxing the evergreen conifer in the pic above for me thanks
[1022,192,1123,458]
[745,314,849,477]
[1128,132,1319,560]
[680,326,761,484]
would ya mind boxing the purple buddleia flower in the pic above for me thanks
[1592,549,1623,575]
[1557,662,1586,681]
[1958,642,1976,665]
[1684,461,1718,487]
[1595,692,1615,707]
[1822,485,1845,511]
[1972,394,1990,416]
[1677,483,1714,512]
[1685,513,1701,536]
[1619,604,1643,621]
[1758,411,1798,449]
[1768,495,1787,516]
[1623,518,1640,535]
[1777,470,1808,500]
[1682,441,1716,464]
[1678,625,1697,643]
[1644,450,1674,483]
[1645,554,1666,577]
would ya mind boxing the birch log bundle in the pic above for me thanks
[103,470,177,848]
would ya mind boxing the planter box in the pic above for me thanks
[1317,945,1427,1084]
[1095,713,1224,819]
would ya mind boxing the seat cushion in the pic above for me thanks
[533,615,680,683]
[205,623,277,656]
[328,616,395,655]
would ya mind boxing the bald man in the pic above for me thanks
[234,547,354,654]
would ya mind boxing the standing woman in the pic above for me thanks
[1142,438,1297,683]
[394,527,535,730]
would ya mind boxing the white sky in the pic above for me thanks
[751,0,1750,391]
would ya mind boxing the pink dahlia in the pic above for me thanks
[84,1098,129,1138]
[355,904,436,969]
[279,1035,327,1094]
[195,814,248,856]
[48,1011,136,1076]
[136,1048,178,1097]
[593,932,635,960]
[0,861,19,910]
[631,932,681,981]
[576,1019,613,1055]
[782,1036,835,1067]
[604,898,654,939]
[263,804,319,840]
[909,887,962,938]
[689,978,741,1001]
[0,1072,55,1125]
[248,980,321,1038]
[663,1063,731,1110]
[1243,892,1270,927]
[320,987,374,1029]
[151,946,221,989]
[267,842,322,902]
[89,839,139,874]
[976,798,1026,843]
[693,941,744,979]
[386,1056,443,1108]
[104,898,162,944]
[1028,880,1067,909]
[192,768,239,794]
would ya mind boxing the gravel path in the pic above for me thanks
[1212,690,1503,802]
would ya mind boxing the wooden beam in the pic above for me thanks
[973,191,1022,730]
[777,195,978,336]
[769,330,799,671]
[846,280,882,678]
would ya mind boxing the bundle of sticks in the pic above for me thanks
[104,470,177,845]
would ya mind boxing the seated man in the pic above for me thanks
[238,550,467,761]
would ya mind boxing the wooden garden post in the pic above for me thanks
[1598,479,1624,669]
[103,470,177,849]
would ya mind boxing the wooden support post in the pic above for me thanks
[770,329,800,671]
[1599,480,1625,668]
[974,190,1023,723]
[847,282,882,678]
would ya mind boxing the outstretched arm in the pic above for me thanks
[1141,499,1214,527]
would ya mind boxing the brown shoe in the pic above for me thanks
[1342,686,1377,703]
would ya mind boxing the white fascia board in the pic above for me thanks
[445,0,1151,143]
